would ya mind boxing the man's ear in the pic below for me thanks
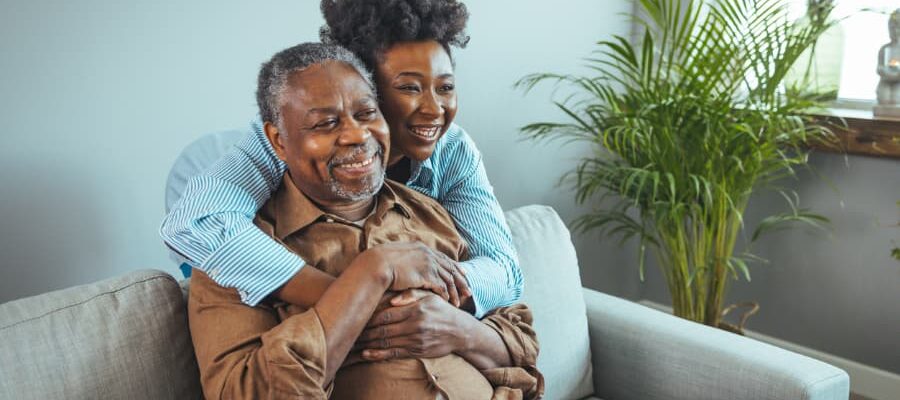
[263,121,288,162]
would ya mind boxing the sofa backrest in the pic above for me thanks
[0,205,590,400]
[507,205,594,400]
[0,270,201,399]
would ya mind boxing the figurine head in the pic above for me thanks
[891,9,900,42]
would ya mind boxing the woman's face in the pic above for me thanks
[375,40,458,164]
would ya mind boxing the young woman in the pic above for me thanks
[161,0,521,318]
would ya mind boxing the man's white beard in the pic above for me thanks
[330,165,385,201]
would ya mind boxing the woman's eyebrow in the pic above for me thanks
[394,72,454,79]
[394,71,425,79]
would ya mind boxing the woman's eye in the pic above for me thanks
[439,84,455,92]
[397,84,420,92]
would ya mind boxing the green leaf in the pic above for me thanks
[751,210,829,242]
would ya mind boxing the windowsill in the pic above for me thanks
[809,106,900,159]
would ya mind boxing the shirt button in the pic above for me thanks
[325,217,334,223]
[431,374,439,381]
[238,290,248,299]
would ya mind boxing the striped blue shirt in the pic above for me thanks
[160,118,522,317]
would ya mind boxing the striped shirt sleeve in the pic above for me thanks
[159,121,303,306]
[437,127,524,318]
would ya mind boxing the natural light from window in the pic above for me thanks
[789,0,895,102]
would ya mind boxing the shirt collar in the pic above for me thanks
[270,174,412,240]
[408,157,432,185]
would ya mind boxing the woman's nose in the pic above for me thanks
[418,89,445,118]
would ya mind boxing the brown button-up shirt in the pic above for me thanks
[188,176,542,400]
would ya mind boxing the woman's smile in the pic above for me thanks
[408,124,443,141]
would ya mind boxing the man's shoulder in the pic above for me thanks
[384,180,444,210]
[384,180,454,223]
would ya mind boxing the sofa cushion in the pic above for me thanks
[506,205,594,400]
[0,269,201,399]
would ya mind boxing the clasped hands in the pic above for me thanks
[352,243,477,363]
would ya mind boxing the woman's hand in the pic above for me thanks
[354,290,470,360]
[366,242,471,307]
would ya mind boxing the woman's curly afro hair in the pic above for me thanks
[319,0,470,69]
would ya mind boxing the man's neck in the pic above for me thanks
[319,198,376,222]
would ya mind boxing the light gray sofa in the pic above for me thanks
[0,205,849,400]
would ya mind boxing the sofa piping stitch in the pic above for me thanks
[0,274,178,331]
[800,371,849,399]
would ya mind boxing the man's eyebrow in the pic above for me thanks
[306,107,337,115]
[357,94,378,105]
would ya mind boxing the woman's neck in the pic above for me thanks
[386,156,412,183]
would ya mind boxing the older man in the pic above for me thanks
[188,43,541,400]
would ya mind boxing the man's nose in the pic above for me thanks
[337,119,371,145]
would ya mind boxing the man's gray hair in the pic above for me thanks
[256,42,374,127]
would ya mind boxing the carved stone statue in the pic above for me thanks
[875,9,900,118]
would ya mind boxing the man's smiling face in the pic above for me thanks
[270,61,390,206]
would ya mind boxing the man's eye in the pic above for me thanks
[356,109,378,120]
[314,119,338,129]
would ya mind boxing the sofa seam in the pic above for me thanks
[0,274,178,331]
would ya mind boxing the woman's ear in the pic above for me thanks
[263,121,288,162]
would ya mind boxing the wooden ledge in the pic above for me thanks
[809,108,900,159]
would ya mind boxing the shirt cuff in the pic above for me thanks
[200,224,304,306]
[260,308,330,397]
[461,256,512,318]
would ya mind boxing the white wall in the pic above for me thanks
[4,0,897,379]
[0,1,636,301]
[639,153,900,374]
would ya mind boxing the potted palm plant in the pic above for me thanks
[518,0,836,329]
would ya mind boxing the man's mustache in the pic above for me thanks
[327,141,384,170]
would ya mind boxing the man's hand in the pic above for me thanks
[354,290,470,361]
[367,242,471,307]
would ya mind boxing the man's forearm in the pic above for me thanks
[313,251,391,383]
[275,264,336,307]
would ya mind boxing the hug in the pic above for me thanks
[164,1,543,399]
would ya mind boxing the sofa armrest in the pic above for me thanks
[583,288,849,400]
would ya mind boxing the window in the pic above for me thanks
[789,1,895,103]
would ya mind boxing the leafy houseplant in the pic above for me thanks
[518,0,835,328]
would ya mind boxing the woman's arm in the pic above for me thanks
[161,119,305,306]
[433,126,523,317]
